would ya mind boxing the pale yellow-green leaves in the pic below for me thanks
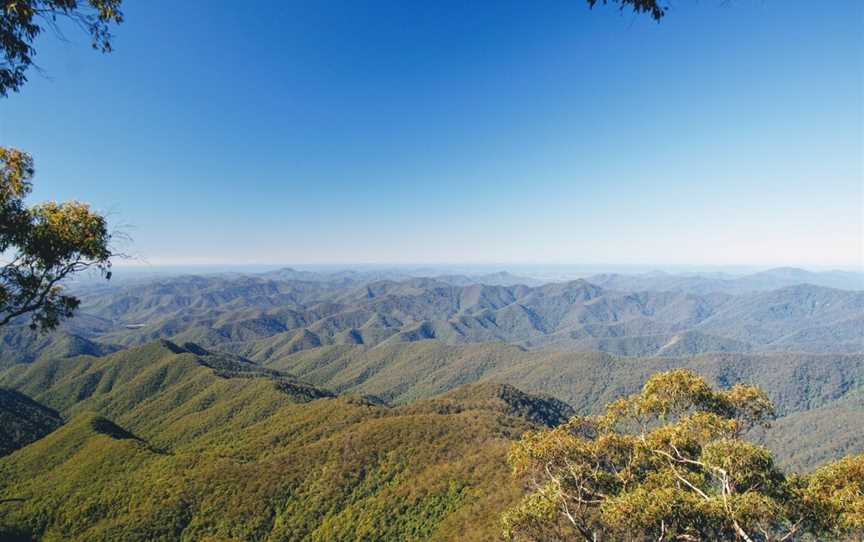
[0,146,112,331]
[28,200,111,265]
[0,147,34,201]
[503,369,864,541]
[501,482,560,541]
[807,454,864,532]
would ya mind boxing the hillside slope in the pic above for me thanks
[0,342,563,542]
[271,340,864,468]
[0,388,62,457]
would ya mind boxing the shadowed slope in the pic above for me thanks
[0,389,62,457]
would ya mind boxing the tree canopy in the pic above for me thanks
[0,147,112,332]
[0,0,123,96]
[503,369,864,542]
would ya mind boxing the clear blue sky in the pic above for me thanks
[1,0,861,268]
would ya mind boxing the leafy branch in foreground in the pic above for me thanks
[0,146,112,332]
[1,0,123,96]
[588,0,667,21]
[503,369,864,542]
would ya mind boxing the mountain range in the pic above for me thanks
[3,270,859,369]
[584,267,864,294]
[0,267,862,540]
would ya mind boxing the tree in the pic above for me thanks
[0,2,121,330]
[502,369,864,542]
[0,147,112,332]
[1,0,123,96]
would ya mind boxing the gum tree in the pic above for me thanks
[503,369,864,541]
[0,148,112,331]
[0,1,123,329]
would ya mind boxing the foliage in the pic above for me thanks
[0,0,123,96]
[806,455,864,534]
[503,369,864,542]
[588,0,666,21]
[0,147,112,332]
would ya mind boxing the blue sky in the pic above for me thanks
[1,0,861,268]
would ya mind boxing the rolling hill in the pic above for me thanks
[0,341,573,542]
[268,340,864,469]
[5,335,858,471]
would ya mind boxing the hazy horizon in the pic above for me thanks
[101,261,864,276]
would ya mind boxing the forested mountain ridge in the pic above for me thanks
[0,341,570,542]
[3,340,857,539]
[269,340,864,470]
[2,338,861,471]
[2,272,861,368]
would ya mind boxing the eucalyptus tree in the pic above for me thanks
[1,0,123,96]
[0,148,112,331]
[0,1,122,329]
[503,369,864,542]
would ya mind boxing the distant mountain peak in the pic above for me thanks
[758,267,810,277]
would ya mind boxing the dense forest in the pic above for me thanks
[0,340,861,540]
